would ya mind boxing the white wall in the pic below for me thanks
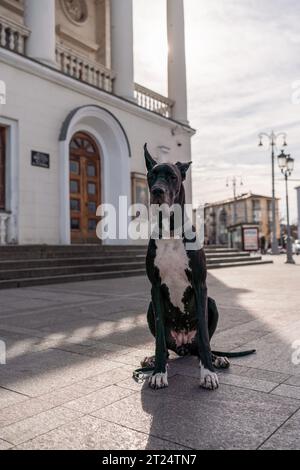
[0,56,193,244]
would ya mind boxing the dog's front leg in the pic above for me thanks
[149,285,168,389]
[195,284,219,390]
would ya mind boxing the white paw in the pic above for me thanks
[149,371,168,389]
[213,356,230,369]
[199,363,219,390]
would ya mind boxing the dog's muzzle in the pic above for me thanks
[151,187,166,205]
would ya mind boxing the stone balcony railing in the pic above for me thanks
[55,46,174,118]
[0,15,30,55]
[0,15,174,120]
[55,43,115,93]
[134,83,174,119]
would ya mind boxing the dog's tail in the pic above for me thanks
[212,349,256,358]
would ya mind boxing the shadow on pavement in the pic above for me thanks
[0,264,299,449]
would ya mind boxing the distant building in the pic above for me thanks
[204,192,280,247]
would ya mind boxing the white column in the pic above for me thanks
[110,0,135,101]
[24,0,56,66]
[296,186,300,239]
[167,0,188,124]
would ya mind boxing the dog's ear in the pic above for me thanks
[144,143,157,172]
[176,161,192,181]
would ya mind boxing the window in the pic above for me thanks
[88,202,97,213]
[71,219,80,230]
[0,127,6,210]
[87,164,96,177]
[70,180,79,193]
[252,200,261,223]
[88,183,96,195]
[70,199,80,212]
[218,209,228,244]
[70,160,80,175]
[219,209,227,229]
[88,219,97,231]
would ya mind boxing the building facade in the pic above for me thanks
[204,193,280,247]
[0,0,195,245]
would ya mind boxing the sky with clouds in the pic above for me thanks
[133,0,300,223]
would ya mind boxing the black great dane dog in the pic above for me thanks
[140,144,255,390]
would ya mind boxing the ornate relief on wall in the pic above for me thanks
[60,0,88,25]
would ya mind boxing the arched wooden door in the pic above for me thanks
[69,132,101,243]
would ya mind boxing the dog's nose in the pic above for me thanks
[151,187,165,197]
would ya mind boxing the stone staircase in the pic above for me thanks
[205,247,272,269]
[0,245,272,290]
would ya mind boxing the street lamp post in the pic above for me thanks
[258,131,287,255]
[278,150,295,265]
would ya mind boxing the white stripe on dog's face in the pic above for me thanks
[154,239,191,311]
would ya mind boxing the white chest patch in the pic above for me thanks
[154,239,191,311]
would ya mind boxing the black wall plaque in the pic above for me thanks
[31,151,50,169]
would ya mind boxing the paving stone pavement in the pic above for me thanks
[0,256,299,450]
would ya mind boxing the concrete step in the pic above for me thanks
[0,244,238,257]
[205,252,250,259]
[0,252,251,270]
[208,260,273,269]
[0,255,145,270]
[0,259,273,290]
[0,244,146,251]
[0,244,272,289]
[0,261,146,281]
[206,256,262,265]
[0,245,147,260]
[205,248,239,254]
[0,268,147,290]
[0,264,273,289]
